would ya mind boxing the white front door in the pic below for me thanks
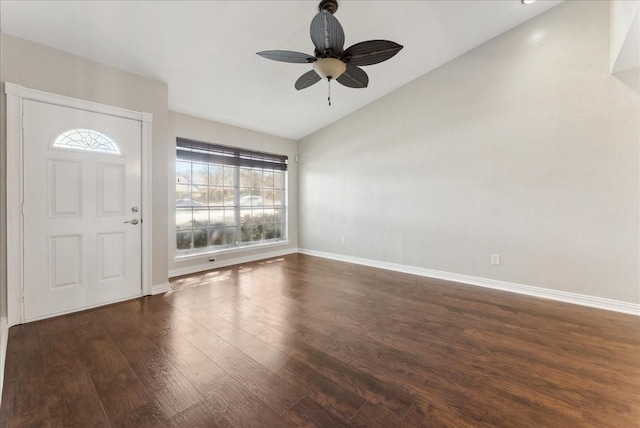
[22,100,143,321]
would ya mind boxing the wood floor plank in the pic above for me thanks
[0,324,50,428]
[403,398,480,428]
[580,396,640,428]
[182,325,305,414]
[300,325,468,418]
[349,401,418,428]
[288,336,417,417]
[281,395,350,428]
[2,254,638,427]
[462,326,639,395]
[139,328,267,427]
[66,311,154,423]
[109,403,169,428]
[277,356,367,423]
[4,323,46,380]
[330,325,585,425]
[94,308,203,419]
[169,400,233,428]
[359,313,591,407]
[37,317,110,427]
[176,304,241,336]
[202,377,293,428]
[219,328,293,373]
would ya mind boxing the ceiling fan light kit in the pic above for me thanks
[313,58,346,80]
[318,0,339,14]
[257,0,403,105]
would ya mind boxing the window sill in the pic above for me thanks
[174,240,290,263]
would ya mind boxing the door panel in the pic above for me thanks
[48,159,83,217]
[23,100,142,321]
[97,163,126,216]
[48,235,83,289]
[97,232,126,281]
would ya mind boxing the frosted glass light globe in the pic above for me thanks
[313,58,347,80]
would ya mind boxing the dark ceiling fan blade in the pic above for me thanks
[310,11,345,55]
[295,69,322,90]
[336,64,368,88]
[341,40,403,66]
[257,50,315,63]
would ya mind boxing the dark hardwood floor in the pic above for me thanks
[1,253,639,427]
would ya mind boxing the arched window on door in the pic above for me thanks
[53,128,121,154]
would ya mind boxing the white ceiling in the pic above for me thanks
[1,0,562,140]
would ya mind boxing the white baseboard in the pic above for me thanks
[0,316,8,406]
[299,249,640,316]
[151,282,171,295]
[169,247,300,278]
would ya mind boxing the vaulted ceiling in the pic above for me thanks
[1,0,562,139]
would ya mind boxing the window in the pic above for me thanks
[53,128,121,154]
[175,138,287,256]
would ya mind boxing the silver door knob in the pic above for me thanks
[124,219,139,225]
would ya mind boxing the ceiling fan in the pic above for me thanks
[257,0,403,105]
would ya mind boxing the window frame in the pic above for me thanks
[174,137,288,259]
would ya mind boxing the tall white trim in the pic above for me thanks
[299,249,640,316]
[4,83,154,327]
[169,247,299,278]
[141,113,153,297]
[5,84,25,327]
[151,282,171,295]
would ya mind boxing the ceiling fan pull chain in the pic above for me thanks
[328,77,332,106]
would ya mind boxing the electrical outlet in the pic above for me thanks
[339,236,345,244]
[491,254,500,265]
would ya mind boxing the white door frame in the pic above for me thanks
[4,82,153,327]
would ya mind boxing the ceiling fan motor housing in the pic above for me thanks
[319,0,338,14]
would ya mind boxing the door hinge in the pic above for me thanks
[21,202,24,216]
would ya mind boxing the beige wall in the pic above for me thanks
[168,111,298,274]
[0,34,171,321]
[298,1,640,304]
